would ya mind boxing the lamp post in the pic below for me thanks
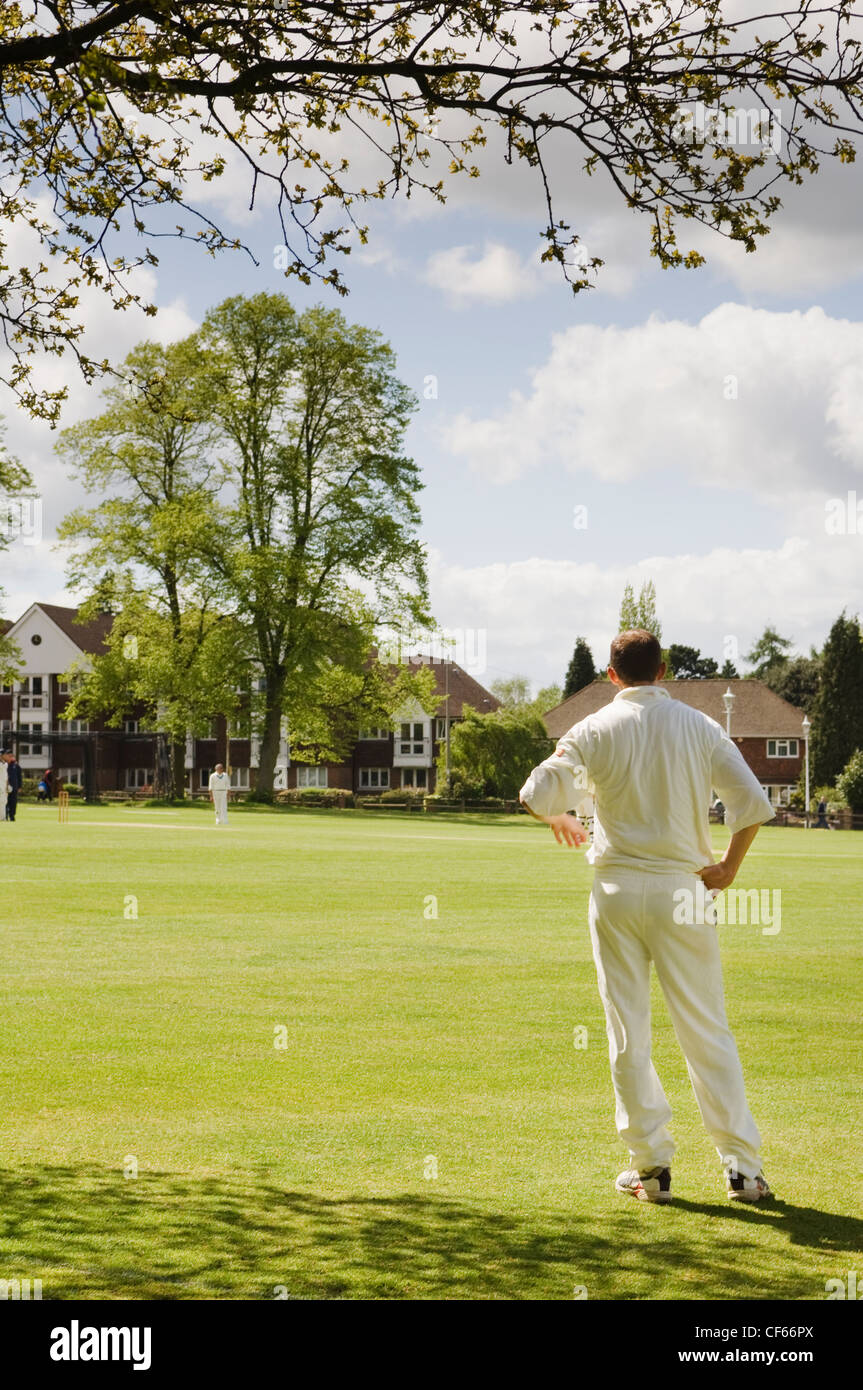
[802,714,811,829]
[444,659,450,790]
[722,686,735,737]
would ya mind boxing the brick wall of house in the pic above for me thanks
[227,738,251,769]
[194,740,219,787]
[733,736,802,784]
[354,736,394,769]
[286,762,352,790]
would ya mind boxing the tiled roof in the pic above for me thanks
[35,603,113,655]
[544,678,806,739]
[403,657,501,719]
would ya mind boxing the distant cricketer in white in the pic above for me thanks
[208,762,230,826]
[519,629,776,1206]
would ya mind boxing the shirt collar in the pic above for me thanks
[612,684,671,703]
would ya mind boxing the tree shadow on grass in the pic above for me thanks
[0,1165,859,1301]
[673,1196,863,1256]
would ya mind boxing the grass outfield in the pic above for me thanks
[1,801,860,1301]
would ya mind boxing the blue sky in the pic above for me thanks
[2,92,863,694]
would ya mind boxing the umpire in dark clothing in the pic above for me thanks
[4,752,23,821]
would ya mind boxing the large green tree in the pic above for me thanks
[56,338,226,795]
[491,675,563,717]
[619,580,662,642]
[563,637,596,697]
[441,706,551,800]
[60,585,247,798]
[195,293,433,798]
[3,3,863,419]
[489,676,532,709]
[666,644,719,679]
[766,653,821,714]
[809,614,863,786]
[745,626,793,680]
[836,748,863,814]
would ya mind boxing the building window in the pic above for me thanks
[229,767,249,789]
[57,680,70,695]
[359,767,390,790]
[358,726,390,741]
[58,719,90,735]
[296,765,328,788]
[402,768,427,789]
[18,676,44,710]
[124,718,140,734]
[228,717,251,738]
[435,718,448,741]
[199,769,211,790]
[398,722,426,755]
[18,724,44,755]
[1,683,12,695]
[762,785,791,807]
[767,738,799,758]
[765,785,790,807]
[126,768,153,789]
[58,767,83,787]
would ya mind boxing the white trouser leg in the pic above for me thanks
[213,793,228,824]
[589,875,675,1170]
[644,876,762,1179]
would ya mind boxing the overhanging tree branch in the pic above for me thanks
[2,2,863,418]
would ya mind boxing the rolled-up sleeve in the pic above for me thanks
[520,727,594,819]
[710,735,775,833]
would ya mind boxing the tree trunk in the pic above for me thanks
[252,673,285,800]
[171,740,186,800]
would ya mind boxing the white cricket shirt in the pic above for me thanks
[208,772,229,793]
[519,684,775,874]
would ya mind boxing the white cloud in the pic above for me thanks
[427,531,863,691]
[442,303,863,499]
[421,240,549,306]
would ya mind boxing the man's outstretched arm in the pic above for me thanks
[519,736,592,848]
[521,798,589,848]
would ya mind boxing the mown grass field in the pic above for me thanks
[1,801,860,1300]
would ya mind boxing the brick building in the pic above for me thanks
[543,678,808,808]
[289,657,500,796]
[0,603,499,796]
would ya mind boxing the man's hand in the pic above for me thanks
[698,859,736,891]
[699,821,764,892]
[548,813,589,848]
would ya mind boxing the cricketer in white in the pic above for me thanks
[208,763,230,825]
[519,629,776,1204]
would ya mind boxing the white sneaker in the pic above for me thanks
[727,1171,772,1203]
[615,1166,673,1203]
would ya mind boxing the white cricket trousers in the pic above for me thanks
[213,792,228,825]
[588,867,762,1178]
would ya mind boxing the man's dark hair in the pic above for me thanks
[609,629,663,684]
